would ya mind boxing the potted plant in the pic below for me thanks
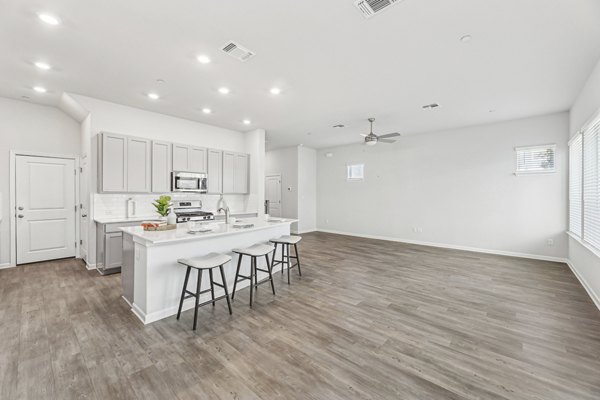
[153,195,172,221]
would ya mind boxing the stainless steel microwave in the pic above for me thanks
[171,171,207,193]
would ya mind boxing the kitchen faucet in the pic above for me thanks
[218,205,230,224]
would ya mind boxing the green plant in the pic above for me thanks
[153,195,172,217]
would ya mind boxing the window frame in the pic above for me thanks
[514,144,557,175]
[346,163,365,182]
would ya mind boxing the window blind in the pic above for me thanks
[583,118,600,249]
[346,164,364,181]
[569,134,582,237]
[515,144,556,174]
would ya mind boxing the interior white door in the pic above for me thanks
[265,175,282,217]
[16,155,76,264]
[79,155,88,262]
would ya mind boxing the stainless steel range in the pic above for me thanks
[172,200,215,223]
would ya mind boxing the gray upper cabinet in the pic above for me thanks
[100,132,247,194]
[152,141,171,193]
[101,133,127,192]
[207,149,223,194]
[223,151,249,194]
[126,137,151,193]
[172,144,207,173]
[100,133,151,193]
[234,153,249,193]
[222,152,235,193]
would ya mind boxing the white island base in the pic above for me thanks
[121,218,296,324]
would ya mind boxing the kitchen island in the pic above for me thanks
[120,217,297,324]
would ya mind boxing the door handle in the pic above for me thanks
[18,206,23,210]
[18,214,24,218]
[81,214,88,218]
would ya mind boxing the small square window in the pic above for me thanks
[347,164,364,181]
[515,144,556,175]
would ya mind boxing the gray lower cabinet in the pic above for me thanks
[96,220,141,274]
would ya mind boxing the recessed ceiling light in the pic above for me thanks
[147,93,160,100]
[202,108,212,114]
[460,35,472,43]
[218,87,230,94]
[197,55,211,64]
[333,124,345,128]
[34,61,51,70]
[38,13,60,25]
[33,86,47,93]
[243,119,251,125]
[270,87,281,95]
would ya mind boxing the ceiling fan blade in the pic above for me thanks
[379,139,396,144]
[377,132,401,139]
[359,134,368,137]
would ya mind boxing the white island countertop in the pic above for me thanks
[120,217,297,246]
[94,210,258,224]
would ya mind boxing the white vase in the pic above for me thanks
[167,212,177,225]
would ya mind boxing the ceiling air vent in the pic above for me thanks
[354,0,402,19]
[221,41,255,62]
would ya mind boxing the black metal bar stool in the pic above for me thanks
[270,235,302,284]
[231,244,275,307]
[176,253,233,330]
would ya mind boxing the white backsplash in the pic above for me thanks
[93,193,251,219]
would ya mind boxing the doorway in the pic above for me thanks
[265,174,282,217]
[14,154,78,264]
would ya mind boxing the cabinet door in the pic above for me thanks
[207,149,223,194]
[222,152,235,194]
[102,133,127,192]
[189,147,207,173]
[172,144,190,171]
[152,141,171,192]
[127,137,151,192]
[105,232,123,269]
[234,153,249,194]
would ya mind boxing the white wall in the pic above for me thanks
[568,57,600,308]
[66,94,257,266]
[298,146,317,233]
[317,112,569,260]
[266,147,299,221]
[0,97,80,266]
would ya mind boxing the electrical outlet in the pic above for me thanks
[546,239,554,246]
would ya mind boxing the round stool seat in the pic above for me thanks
[270,235,302,245]
[233,243,274,257]
[178,252,232,269]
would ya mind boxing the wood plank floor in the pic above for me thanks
[1,232,600,399]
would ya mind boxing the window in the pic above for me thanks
[346,164,364,181]
[515,144,556,174]
[569,134,582,237]
[569,113,600,251]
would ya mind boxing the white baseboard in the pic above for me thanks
[566,261,600,311]
[85,262,97,270]
[317,229,568,263]
[0,263,15,270]
[297,229,317,235]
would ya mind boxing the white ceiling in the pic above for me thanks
[1,0,600,149]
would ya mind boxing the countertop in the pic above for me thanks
[120,217,297,245]
[94,211,258,224]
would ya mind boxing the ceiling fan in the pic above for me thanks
[360,118,401,146]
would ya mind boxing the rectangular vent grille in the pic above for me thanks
[221,41,255,62]
[354,0,402,19]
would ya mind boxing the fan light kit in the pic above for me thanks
[360,118,401,146]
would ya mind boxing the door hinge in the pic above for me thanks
[80,167,83,173]
[74,169,77,175]
[75,241,77,248]
[75,205,78,212]
[80,239,83,245]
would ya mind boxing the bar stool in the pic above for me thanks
[270,235,302,284]
[176,253,233,330]
[231,244,275,307]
